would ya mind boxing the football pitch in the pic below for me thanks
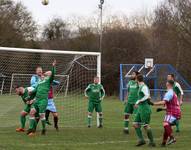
[0,96,191,150]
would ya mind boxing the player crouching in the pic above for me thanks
[154,80,181,147]
[15,86,36,132]
[85,76,105,128]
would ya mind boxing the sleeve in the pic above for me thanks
[176,82,184,95]
[100,85,105,99]
[52,80,60,86]
[136,86,150,104]
[50,66,56,82]
[85,84,91,97]
[30,76,38,88]
[163,90,173,102]
[127,82,130,92]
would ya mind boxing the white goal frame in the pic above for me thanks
[0,46,101,126]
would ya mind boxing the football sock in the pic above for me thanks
[147,128,154,143]
[41,119,46,130]
[54,116,58,127]
[99,114,103,125]
[29,117,36,130]
[175,120,180,131]
[20,115,26,129]
[163,124,172,143]
[135,127,144,141]
[45,110,50,121]
[87,115,92,126]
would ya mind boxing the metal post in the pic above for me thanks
[99,0,104,53]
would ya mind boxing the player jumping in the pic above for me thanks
[167,74,183,132]
[85,76,105,128]
[154,80,181,146]
[27,60,56,136]
[133,74,155,147]
[123,71,139,134]
[15,86,35,132]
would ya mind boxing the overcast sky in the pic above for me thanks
[14,0,164,25]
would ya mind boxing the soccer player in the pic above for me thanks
[31,66,43,88]
[27,60,56,136]
[123,71,139,134]
[15,86,35,132]
[85,76,105,128]
[133,74,155,147]
[154,80,181,146]
[45,80,60,131]
[167,74,183,132]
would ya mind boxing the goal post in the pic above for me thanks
[0,47,101,127]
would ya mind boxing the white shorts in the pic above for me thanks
[46,99,57,113]
[164,115,177,124]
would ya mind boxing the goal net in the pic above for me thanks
[0,47,101,128]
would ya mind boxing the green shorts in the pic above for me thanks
[23,104,31,113]
[134,111,151,126]
[31,99,48,114]
[124,103,137,114]
[88,101,102,113]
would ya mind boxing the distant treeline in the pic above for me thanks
[0,0,191,95]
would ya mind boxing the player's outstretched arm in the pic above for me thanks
[50,59,56,81]
[153,100,166,106]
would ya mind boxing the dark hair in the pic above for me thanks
[168,74,175,79]
[36,66,42,70]
[132,71,140,76]
[14,85,22,89]
[137,74,144,82]
[167,80,174,86]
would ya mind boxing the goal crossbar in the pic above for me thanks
[0,47,100,56]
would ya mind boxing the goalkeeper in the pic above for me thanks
[15,86,36,132]
[27,60,56,136]
[85,76,105,128]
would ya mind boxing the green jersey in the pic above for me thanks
[34,67,55,100]
[173,81,184,97]
[85,83,105,103]
[21,87,35,103]
[127,80,139,104]
[137,84,151,113]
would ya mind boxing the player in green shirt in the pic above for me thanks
[15,86,36,132]
[123,71,140,134]
[27,60,56,136]
[85,76,105,128]
[133,74,155,147]
[167,74,184,132]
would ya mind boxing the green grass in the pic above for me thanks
[0,96,191,150]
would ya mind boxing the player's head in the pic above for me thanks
[94,76,100,84]
[36,66,43,76]
[136,74,144,83]
[15,85,24,96]
[131,71,140,80]
[166,80,174,89]
[167,74,175,81]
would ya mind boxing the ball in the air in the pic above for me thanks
[42,0,49,5]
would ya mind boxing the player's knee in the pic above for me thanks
[21,111,27,116]
[163,122,169,127]
[143,124,150,130]
[29,109,36,117]
[133,123,139,128]
[40,113,45,120]
[53,112,58,117]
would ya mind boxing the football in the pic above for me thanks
[42,0,49,5]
